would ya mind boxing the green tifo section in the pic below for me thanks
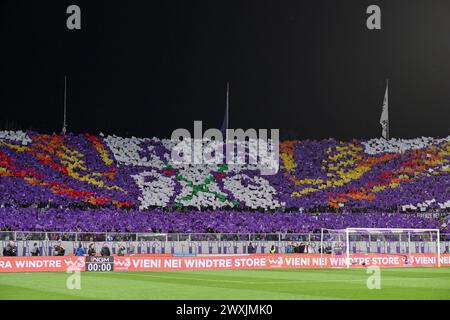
[0,268,449,300]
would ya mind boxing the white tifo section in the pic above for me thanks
[362,136,450,154]
[103,135,167,168]
[223,174,283,209]
[0,130,32,145]
[105,135,282,210]
[132,170,175,209]
[402,199,450,212]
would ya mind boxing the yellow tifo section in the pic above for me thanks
[279,141,449,199]
[1,134,126,193]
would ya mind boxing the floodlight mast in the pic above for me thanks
[62,75,67,135]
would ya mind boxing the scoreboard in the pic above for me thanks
[85,256,114,272]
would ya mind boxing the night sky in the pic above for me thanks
[1,0,449,140]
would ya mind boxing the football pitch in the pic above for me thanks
[0,267,449,300]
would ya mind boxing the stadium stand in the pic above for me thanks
[0,130,448,233]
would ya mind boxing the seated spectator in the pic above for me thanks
[101,243,111,257]
[75,243,85,256]
[30,242,40,256]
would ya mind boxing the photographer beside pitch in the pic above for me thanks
[53,242,65,256]
[88,243,96,256]
[100,243,111,256]
[2,241,18,256]
[30,242,40,256]
[117,244,126,256]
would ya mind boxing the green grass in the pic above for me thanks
[0,267,449,300]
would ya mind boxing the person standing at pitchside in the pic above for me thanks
[30,242,40,256]
[88,243,96,256]
[75,243,85,256]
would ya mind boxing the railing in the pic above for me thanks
[1,231,449,242]
[0,231,318,242]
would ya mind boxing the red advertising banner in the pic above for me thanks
[112,253,450,271]
[0,256,85,273]
[0,254,449,273]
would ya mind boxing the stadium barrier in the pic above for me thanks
[2,231,449,256]
[2,239,449,257]
[1,253,450,273]
[2,231,448,243]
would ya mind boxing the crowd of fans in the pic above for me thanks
[0,130,448,212]
[0,130,448,235]
[2,241,17,256]
[285,242,311,253]
[0,240,130,257]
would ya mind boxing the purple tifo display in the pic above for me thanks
[0,130,449,233]
[0,131,448,212]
